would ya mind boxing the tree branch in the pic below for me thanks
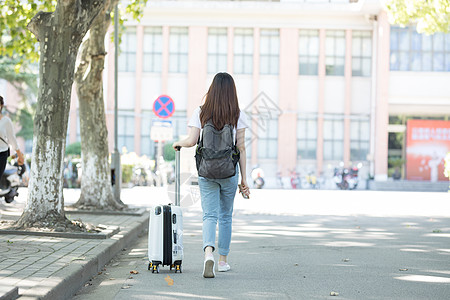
[75,38,91,83]
[27,11,53,42]
[77,0,107,30]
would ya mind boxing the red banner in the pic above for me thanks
[406,120,450,181]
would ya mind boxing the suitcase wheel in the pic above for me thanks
[175,264,182,273]
[152,264,159,273]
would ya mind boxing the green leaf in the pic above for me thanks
[384,0,450,34]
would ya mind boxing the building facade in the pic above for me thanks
[2,0,450,186]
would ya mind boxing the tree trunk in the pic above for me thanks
[16,0,106,228]
[73,0,124,210]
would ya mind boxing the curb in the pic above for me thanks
[19,214,149,300]
[0,287,18,300]
[0,225,120,239]
[65,207,147,216]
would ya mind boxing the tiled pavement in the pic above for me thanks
[0,202,149,300]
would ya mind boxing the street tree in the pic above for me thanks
[73,0,148,210]
[73,0,123,210]
[1,0,150,220]
[384,0,450,34]
[3,0,107,228]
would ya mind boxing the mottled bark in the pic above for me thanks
[73,0,125,210]
[16,0,106,228]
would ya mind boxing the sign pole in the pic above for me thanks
[157,141,163,186]
[113,4,121,202]
[151,95,176,187]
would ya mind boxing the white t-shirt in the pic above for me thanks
[188,106,249,141]
[0,115,19,153]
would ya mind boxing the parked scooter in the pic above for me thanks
[290,169,300,189]
[347,166,360,190]
[251,167,265,189]
[1,160,25,203]
[305,172,318,189]
[333,164,360,190]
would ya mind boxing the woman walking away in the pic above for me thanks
[0,96,24,179]
[173,72,250,278]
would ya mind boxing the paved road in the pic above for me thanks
[72,189,450,300]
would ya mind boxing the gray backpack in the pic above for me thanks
[195,119,240,179]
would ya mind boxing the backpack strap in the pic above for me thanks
[229,124,235,146]
[197,106,202,145]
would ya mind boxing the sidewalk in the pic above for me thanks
[0,187,162,300]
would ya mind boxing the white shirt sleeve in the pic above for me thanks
[4,117,19,151]
[237,110,250,129]
[188,106,202,129]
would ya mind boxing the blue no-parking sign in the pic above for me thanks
[153,95,175,119]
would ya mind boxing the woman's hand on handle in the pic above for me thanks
[172,142,182,150]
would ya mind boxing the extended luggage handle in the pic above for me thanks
[175,147,181,206]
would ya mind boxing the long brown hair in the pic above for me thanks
[200,72,240,130]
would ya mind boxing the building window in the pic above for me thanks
[143,27,162,73]
[325,30,345,76]
[352,31,372,77]
[323,115,344,160]
[208,28,227,74]
[350,116,370,161]
[141,111,155,158]
[118,27,136,72]
[390,26,450,72]
[299,29,319,75]
[297,115,317,159]
[260,29,279,75]
[257,118,278,159]
[118,113,135,152]
[234,28,253,74]
[169,27,188,73]
[171,111,188,140]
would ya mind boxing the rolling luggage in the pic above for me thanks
[148,148,183,273]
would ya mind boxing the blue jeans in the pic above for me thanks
[198,170,239,256]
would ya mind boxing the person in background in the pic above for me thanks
[0,95,24,178]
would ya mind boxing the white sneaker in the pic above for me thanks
[203,256,215,278]
[218,261,231,272]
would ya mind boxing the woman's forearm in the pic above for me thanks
[177,138,196,148]
[239,148,247,181]
[173,127,200,149]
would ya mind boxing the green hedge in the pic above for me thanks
[66,142,81,156]
[163,142,175,161]
[122,164,133,184]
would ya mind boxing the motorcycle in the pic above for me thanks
[347,166,359,190]
[305,172,318,189]
[290,170,300,189]
[251,167,265,189]
[1,160,25,203]
[333,165,360,190]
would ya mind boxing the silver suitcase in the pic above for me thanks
[148,148,183,273]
